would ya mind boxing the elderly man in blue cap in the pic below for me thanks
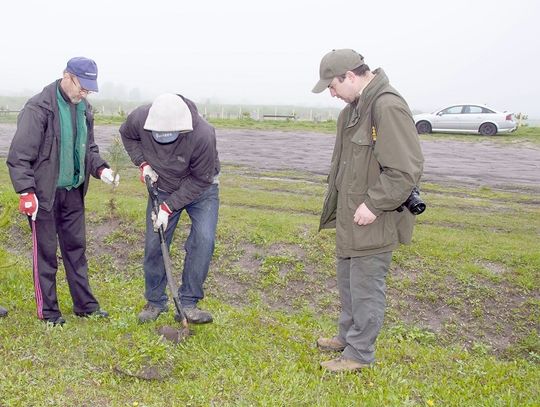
[7,57,118,326]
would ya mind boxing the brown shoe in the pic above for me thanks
[316,336,346,352]
[320,357,370,372]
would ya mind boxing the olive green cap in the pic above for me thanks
[312,49,364,93]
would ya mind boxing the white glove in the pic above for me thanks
[152,202,172,231]
[100,168,120,186]
[140,162,158,183]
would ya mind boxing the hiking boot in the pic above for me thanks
[175,307,213,324]
[317,336,346,352]
[0,305,7,318]
[138,303,167,323]
[75,309,109,318]
[43,316,66,326]
[320,357,370,372]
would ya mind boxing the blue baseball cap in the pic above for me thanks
[65,57,99,92]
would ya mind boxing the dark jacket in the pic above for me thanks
[7,80,108,212]
[320,69,424,257]
[120,95,220,211]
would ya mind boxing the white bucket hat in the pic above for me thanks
[144,93,193,133]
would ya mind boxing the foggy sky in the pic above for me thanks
[2,0,539,117]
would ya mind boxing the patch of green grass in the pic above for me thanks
[0,160,539,405]
[258,254,305,288]
[207,118,338,133]
[86,114,340,133]
[420,125,540,145]
[94,115,540,144]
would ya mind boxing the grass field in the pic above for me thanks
[97,115,540,146]
[0,150,538,405]
[2,111,540,145]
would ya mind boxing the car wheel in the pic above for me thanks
[479,123,497,136]
[416,121,432,134]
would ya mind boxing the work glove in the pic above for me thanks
[151,202,172,232]
[99,167,120,186]
[19,192,39,221]
[140,162,158,184]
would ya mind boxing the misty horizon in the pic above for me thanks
[1,0,538,119]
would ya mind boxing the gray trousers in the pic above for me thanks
[336,252,393,364]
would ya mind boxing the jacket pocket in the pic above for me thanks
[347,193,395,251]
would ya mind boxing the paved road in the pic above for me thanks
[1,124,539,192]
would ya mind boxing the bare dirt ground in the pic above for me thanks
[1,123,539,192]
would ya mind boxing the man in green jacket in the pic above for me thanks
[312,49,424,372]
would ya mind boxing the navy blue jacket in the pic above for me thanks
[120,95,220,211]
[7,80,108,211]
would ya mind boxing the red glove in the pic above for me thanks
[19,192,39,220]
[139,162,158,184]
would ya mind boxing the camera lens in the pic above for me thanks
[409,201,426,215]
[404,188,426,215]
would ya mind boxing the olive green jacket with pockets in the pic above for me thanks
[319,69,424,258]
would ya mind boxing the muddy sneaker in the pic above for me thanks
[320,357,370,372]
[0,305,7,318]
[138,303,167,323]
[175,307,213,324]
[316,336,346,352]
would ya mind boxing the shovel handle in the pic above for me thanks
[145,175,160,213]
[144,174,188,326]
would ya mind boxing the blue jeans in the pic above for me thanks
[143,184,219,309]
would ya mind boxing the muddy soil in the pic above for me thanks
[1,123,538,192]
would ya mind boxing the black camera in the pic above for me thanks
[397,187,426,215]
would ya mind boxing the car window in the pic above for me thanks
[468,106,484,114]
[482,107,495,113]
[440,106,463,114]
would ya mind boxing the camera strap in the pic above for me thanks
[370,91,401,177]
[369,90,402,149]
[370,91,425,215]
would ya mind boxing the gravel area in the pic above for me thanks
[1,123,539,192]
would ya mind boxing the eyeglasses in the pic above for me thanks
[69,75,93,95]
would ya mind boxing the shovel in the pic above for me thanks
[145,175,190,340]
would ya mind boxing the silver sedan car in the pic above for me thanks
[414,104,517,136]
